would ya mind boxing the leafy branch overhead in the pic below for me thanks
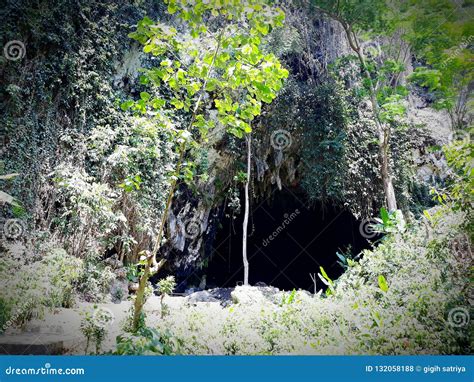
[123,0,288,141]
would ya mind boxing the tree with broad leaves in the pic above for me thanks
[123,0,288,331]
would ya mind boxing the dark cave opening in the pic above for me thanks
[206,186,373,292]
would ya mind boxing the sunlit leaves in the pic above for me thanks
[140,92,151,101]
[163,0,285,36]
[122,0,288,189]
[170,98,184,110]
[378,275,389,292]
[120,100,134,111]
[311,0,393,33]
[409,68,443,91]
[379,95,406,123]
[398,0,473,118]
[442,139,474,214]
[119,175,142,193]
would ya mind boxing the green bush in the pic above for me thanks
[76,252,116,302]
[115,327,181,355]
[80,306,114,354]
[0,249,82,329]
[0,298,12,333]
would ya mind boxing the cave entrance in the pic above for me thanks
[207,186,372,291]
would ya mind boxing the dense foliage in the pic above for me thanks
[0,0,471,357]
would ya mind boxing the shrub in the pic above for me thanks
[157,276,176,318]
[76,252,116,302]
[114,326,181,355]
[80,306,114,354]
[0,248,82,329]
[52,165,125,257]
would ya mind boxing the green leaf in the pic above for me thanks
[242,44,253,55]
[319,266,333,286]
[205,79,218,92]
[423,210,432,222]
[380,207,389,224]
[168,4,178,14]
[151,98,166,109]
[378,275,389,292]
[140,92,151,101]
[139,75,149,85]
[171,98,184,109]
[120,100,134,111]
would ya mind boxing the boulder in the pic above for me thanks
[114,267,127,279]
[231,285,280,305]
[110,279,129,303]
[185,288,234,306]
[104,254,123,270]
[186,290,219,303]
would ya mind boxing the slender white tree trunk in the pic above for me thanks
[380,129,398,212]
[242,133,251,286]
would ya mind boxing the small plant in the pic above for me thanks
[0,299,11,333]
[123,281,153,333]
[110,282,125,303]
[157,276,176,318]
[335,245,358,270]
[114,326,181,355]
[373,207,406,234]
[280,289,297,306]
[122,306,146,334]
[80,306,113,354]
[233,171,248,184]
[317,266,335,296]
[43,249,82,308]
[0,298,38,331]
[125,265,139,283]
